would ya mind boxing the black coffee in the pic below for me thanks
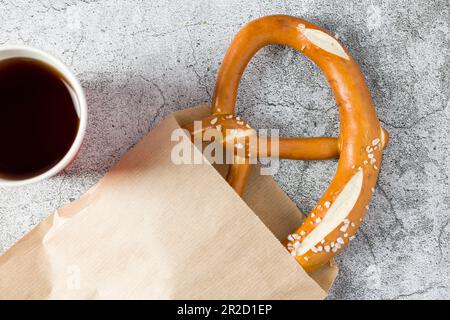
[0,58,80,179]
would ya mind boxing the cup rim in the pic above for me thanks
[0,45,88,187]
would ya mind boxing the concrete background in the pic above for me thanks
[0,0,449,299]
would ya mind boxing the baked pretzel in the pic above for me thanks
[184,15,389,271]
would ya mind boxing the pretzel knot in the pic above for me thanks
[184,15,389,272]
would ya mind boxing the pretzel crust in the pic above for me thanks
[185,15,389,271]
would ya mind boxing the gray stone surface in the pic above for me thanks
[0,0,449,299]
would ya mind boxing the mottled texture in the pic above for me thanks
[0,0,449,299]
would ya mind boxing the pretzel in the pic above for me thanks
[184,15,389,272]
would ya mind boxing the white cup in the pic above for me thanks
[0,45,87,187]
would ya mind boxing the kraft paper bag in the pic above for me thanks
[0,105,337,299]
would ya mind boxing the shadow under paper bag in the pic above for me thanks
[0,105,337,299]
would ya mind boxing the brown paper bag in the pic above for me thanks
[0,105,337,299]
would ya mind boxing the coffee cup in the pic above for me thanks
[0,45,87,187]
